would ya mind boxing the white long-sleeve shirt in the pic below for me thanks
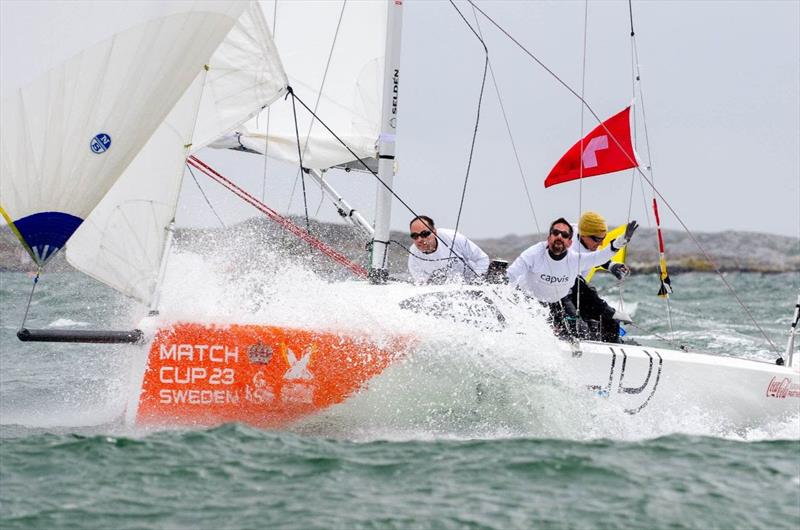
[507,241,617,302]
[407,228,489,283]
[576,235,612,276]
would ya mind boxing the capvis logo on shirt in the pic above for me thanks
[539,273,569,284]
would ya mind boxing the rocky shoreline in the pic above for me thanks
[1,219,797,275]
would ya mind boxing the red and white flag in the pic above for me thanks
[544,106,638,188]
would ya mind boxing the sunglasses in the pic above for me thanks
[588,235,605,243]
[410,230,432,240]
[550,228,572,239]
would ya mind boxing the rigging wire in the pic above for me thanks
[286,0,348,215]
[187,164,227,228]
[626,320,689,352]
[260,0,279,204]
[447,0,488,260]
[18,268,41,331]
[468,0,781,354]
[627,0,675,338]
[287,91,480,279]
[622,49,639,312]
[468,4,541,234]
[575,0,590,318]
[288,89,311,233]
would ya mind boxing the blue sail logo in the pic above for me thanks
[90,133,111,154]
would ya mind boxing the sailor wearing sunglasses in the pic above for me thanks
[407,215,489,284]
[572,211,633,343]
[507,216,637,339]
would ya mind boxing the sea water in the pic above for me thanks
[1,267,798,529]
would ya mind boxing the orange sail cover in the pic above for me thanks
[136,323,407,428]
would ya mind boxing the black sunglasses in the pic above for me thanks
[550,228,572,239]
[410,230,432,240]
[588,235,605,243]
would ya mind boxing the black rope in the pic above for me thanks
[187,164,227,228]
[628,0,635,37]
[389,239,461,263]
[288,91,480,279]
[288,88,311,234]
[448,0,489,263]
[18,268,41,331]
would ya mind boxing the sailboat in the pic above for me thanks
[2,1,797,432]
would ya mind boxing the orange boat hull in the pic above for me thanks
[135,323,406,429]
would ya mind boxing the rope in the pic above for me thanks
[468,4,540,233]
[626,321,689,352]
[18,268,41,331]
[389,239,460,264]
[628,0,635,37]
[469,0,780,354]
[447,0,488,264]
[187,156,369,279]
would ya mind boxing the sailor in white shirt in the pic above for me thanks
[407,215,489,284]
[507,217,637,337]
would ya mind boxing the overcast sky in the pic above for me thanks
[185,0,799,241]
[6,1,795,241]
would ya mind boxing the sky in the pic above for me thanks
[184,0,800,241]
[4,1,798,241]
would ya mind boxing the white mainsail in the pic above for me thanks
[216,0,389,170]
[65,2,288,306]
[0,0,249,265]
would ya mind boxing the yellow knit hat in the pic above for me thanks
[579,211,607,237]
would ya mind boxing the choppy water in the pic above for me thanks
[1,269,799,529]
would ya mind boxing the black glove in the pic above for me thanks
[609,262,629,280]
[624,220,639,243]
[613,220,639,249]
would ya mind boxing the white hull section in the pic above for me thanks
[563,341,798,427]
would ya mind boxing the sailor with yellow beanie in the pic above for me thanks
[571,211,635,343]
[578,211,608,239]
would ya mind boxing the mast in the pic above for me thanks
[369,0,403,283]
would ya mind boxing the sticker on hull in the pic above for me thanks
[136,323,407,428]
[765,376,800,399]
[586,347,663,414]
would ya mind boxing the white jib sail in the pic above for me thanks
[213,0,389,170]
[65,2,288,306]
[0,0,249,265]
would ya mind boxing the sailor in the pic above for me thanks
[407,215,489,284]
[507,217,638,339]
[572,211,633,343]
